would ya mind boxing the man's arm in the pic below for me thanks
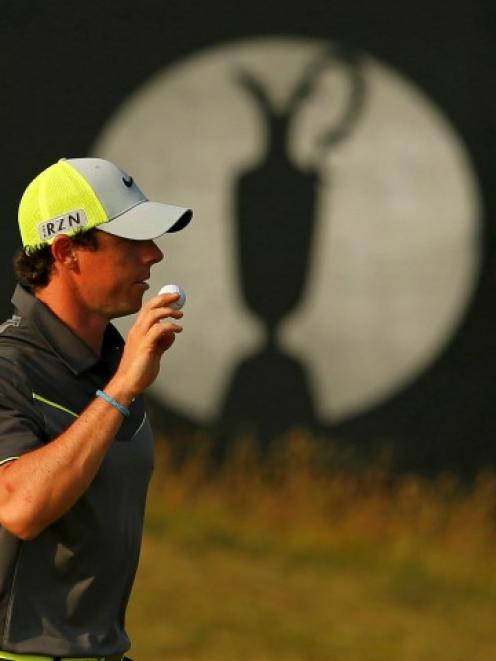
[0,293,182,540]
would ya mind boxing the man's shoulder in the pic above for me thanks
[0,346,32,386]
[0,315,40,378]
[0,312,23,336]
[0,309,45,352]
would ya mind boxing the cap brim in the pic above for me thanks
[97,200,192,240]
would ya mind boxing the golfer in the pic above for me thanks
[0,158,192,660]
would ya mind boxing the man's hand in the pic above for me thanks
[110,292,184,401]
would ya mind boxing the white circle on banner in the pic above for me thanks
[92,36,481,424]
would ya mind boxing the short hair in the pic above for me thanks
[13,229,100,290]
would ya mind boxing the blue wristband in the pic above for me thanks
[96,389,131,417]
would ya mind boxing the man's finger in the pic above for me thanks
[141,292,181,313]
[146,321,180,353]
[133,307,183,334]
[147,320,183,338]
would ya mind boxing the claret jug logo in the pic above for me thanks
[93,37,481,437]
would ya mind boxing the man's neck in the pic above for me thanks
[35,283,107,355]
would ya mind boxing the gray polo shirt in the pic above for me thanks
[0,285,154,656]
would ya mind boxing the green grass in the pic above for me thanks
[126,434,496,660]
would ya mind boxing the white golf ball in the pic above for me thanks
[158,284,186,310]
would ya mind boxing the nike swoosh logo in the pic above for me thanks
[122,175,134,188]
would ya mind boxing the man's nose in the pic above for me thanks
[143,240,164,264]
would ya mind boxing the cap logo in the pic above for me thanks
[122,175,134,187]
[37,209,88,242]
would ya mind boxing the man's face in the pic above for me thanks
[74,231,164,319]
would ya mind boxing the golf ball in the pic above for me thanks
[158,284,186,310]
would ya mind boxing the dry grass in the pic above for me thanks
[127,432,496,660]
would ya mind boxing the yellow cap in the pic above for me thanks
[18,158,192,251]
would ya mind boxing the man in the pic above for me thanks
[0,157,192,660]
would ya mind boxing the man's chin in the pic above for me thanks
[118,305,142,319]
[108,296,144,320]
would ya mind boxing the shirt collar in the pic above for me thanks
[11,284,124,376]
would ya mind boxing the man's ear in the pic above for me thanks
[50,235,79,271]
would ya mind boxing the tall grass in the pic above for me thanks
[128,432,496,660]
[146,431,496,560]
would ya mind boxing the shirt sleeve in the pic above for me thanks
[0,358,45,463]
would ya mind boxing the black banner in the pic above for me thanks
[0,0,494,474]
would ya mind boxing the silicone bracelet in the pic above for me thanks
[96,389,130,417]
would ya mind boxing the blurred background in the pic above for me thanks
[1,0,496,658]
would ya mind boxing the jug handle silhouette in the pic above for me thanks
[287,45,366,163]
[236,44,366,167]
